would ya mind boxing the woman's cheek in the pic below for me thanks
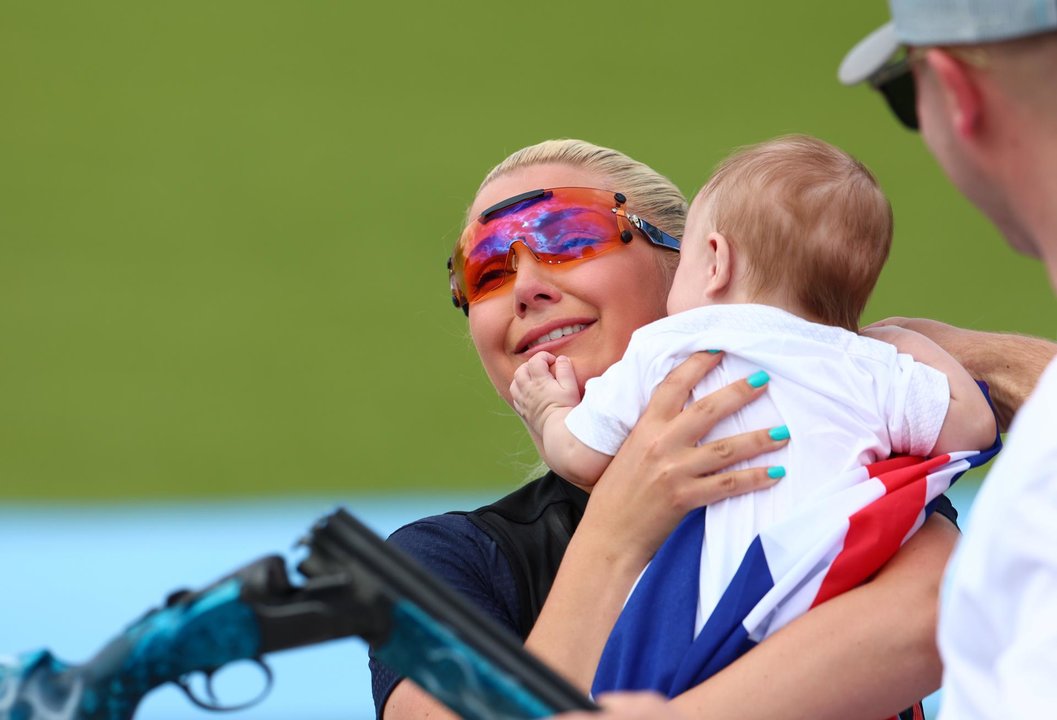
[468,303,517,404]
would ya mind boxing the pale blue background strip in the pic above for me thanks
[0,485,979,719]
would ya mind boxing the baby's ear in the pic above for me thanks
[705,231,733,298]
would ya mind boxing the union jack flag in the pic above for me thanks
[593,439,1000,719]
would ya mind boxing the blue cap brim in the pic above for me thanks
[838,22,900,85]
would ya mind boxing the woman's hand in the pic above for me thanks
[584,351,788,564]
[384,353,786,717]
[525,351,788,689]
[866,316,1056,431]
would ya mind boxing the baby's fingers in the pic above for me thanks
[510,364,531,393]
[524,352,556,378]
[510,361,538,394]
[553,356,579,393]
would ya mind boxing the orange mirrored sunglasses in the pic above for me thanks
[447,187,680,315]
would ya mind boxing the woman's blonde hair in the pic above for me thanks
[471,139,687,278]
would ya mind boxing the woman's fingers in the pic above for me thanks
[670,369,770,446]
[643,351,725,422]
[686,424,788,477]
[664,427,788,510]
[587,354,787,557]
[688,465,784,507]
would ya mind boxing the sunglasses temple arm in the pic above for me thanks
[636,217,681,251]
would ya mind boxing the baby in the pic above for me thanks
[510,134,998,695]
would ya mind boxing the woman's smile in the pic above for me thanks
[516,320,595,355]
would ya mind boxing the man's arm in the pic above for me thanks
[867,317,1056,431]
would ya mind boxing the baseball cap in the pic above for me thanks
[839,0,1057,85]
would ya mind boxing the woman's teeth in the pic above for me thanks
[527,324,586,351]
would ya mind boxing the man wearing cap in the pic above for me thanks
[840,1,1057,718]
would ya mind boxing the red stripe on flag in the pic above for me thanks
[812,455,952,607]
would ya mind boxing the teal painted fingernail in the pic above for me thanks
[769,425,790,442]
[747,370,770,388]
[706,349,722,354]
[767,466,786,480]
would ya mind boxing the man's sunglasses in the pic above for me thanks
[447,187,681,315]
[869,48,920,131]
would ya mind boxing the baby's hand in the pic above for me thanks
[510,353,582,430]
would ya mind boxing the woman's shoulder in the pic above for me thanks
[370,508,526,712]
[460,472,589,635]
[387,512,496,562]
[387,471,586,572]
[386,511,523,631]
[464,471,589,525]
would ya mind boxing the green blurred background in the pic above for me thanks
[2,1,1051,502]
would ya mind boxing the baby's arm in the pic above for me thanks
[510,353,614,486]
[862,326,997,455]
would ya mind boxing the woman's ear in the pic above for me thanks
[704,231,733,298]
[925,48,983,138]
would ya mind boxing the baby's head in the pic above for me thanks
[667,134,892,331]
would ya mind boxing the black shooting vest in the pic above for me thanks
[458,472,587,639]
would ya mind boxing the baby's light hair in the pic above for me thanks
[694,134,892,330]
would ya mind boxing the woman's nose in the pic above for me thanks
[510,243,562,316]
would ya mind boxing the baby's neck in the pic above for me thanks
[704,287,827,326]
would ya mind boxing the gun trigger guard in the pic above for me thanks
[175,659,273,713]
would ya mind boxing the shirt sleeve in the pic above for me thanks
[887,354,951,457]
[565,333,655,456]
[368,514,521,718]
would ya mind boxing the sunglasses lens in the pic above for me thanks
[878,70,919,130]
[454,188,624,305]
[462,239,514,301]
